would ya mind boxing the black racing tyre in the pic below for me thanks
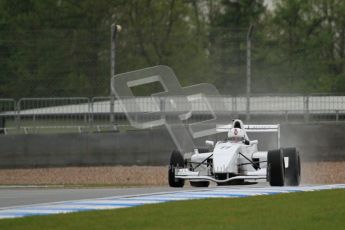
[282,148,301,186]
[267,149,285,186]
[190,181,210,187]
[168,150,185,187]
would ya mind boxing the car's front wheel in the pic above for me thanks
[267,149,285,186]
[168,150,185,187]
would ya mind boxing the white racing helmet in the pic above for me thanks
[228,128,245,142]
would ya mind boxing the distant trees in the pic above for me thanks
[1,0,345,97]
[113,0,212,88]
[263,0,345,93]
[207,0,266,94]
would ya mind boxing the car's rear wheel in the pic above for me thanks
[282,148,301,186]
[267,149,285,186]
[190,181,210,187]
[168,150,185,187]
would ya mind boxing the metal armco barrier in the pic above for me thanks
[0,95,345,134]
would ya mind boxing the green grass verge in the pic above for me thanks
[0,189,344,230]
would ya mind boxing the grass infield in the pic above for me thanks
[0,189,344,230]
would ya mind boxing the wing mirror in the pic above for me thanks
[249,140,258,145]
[205,140,214,147]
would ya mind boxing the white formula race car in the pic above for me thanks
[168,119,301,187]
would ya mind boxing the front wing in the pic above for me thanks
[175,168,267,183]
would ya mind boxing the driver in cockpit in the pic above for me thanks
[228,128,250,145]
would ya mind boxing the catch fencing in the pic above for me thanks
[1,94,345,135]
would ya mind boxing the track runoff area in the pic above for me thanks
[0,184,344,219]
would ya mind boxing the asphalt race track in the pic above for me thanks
[0,183,345,219]
[0,186,192,208]
[0,183,267,208]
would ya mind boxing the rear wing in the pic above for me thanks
[216,124,280,148]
